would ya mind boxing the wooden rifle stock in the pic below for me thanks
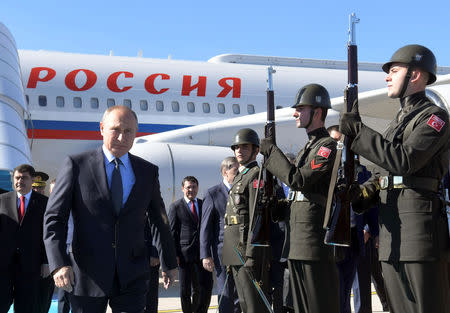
[324,13,360,247]
[251,67,276,246]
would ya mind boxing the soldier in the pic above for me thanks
[259,84,339,313]
[32,171,49,195]
[222,128,271,313]
[340,44,450,313]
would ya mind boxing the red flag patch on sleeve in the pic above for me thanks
[317,146,331,159]
[253,179,264,189]
[427,114,445,132]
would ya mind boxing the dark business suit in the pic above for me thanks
[200,182,240,313]
[169,198,213,313]
[0,190,49,313]
[44,147,176,313]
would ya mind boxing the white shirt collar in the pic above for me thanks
[223,178,232,190]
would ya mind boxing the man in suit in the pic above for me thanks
[200,156,241,313]
[0,164,50,313]
[169,176,213,313]
[44,105,177,313]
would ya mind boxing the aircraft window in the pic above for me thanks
[202,103,210,113]
[232,104,240,114]
[218,103,225,114]
[25,95,29,105]
[38,96,47,107]
[140,100,148,111]
[187,102,195,113]
[123,99,132,108]
[90,98,99,109]
[171,101,180,112]
[247,104,255,114]
[156,100,164,111]
[107,98,115,107]
[56,96,65,108]
[73,97,82,108]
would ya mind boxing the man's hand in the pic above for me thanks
[339,111,362,138]
[41,264,50,278]
[150,257,160,267]
[363,230,371,244]
[259,138,273,156]
[202,257,214,272]
[374,236,379,249]
[162,268,177,289]
[52,266,74,292]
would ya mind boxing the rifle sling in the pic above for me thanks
[323,138,343,229]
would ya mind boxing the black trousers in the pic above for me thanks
[352,237,388,313]
[0,269,43,313]
[57,287,71,313]
[68,272,148,313]
[381,260,450,313]
[179,260,213,313]
[288,259,340,313]
[144,265,159,313]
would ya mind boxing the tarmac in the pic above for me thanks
[7,277,389,312]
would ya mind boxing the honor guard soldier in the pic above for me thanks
[259,84,339,313]
[32,171,49,195]
[340,44,450,313]
[222,128,271,313]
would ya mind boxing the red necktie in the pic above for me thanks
[190,201,198,223]
[19,196,25,223]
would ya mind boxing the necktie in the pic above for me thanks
[111,158,123,215]
[19,195,25,223]
[190,201,198,223]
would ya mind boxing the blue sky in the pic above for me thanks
[1,0,449,66]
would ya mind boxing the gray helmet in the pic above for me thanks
[291,84,331,109]
[382,44,437,85]
[231,128,259,150]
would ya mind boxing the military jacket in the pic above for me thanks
[351,91,450,261]
[264,127,337,261]
[222,161,269,265]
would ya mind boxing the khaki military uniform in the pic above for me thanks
[262,127,339,313]
[222,161,271,313]
[348,91,450,313]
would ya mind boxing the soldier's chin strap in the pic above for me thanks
[399,64,415,99]
[304,108,316,129]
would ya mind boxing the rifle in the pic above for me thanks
[324,13,360,247]
[250,66,276,247]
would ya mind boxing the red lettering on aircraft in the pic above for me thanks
[26,67,242,99]
[181,75,207,97]
[144,73,170,94]
[217,77,241,98]
[65,69,97,91]
[107,71,133,92]
[27,67,56,88]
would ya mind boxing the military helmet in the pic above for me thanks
[382,44,437,85]
[291,84,331,109]
[231,128,259,150]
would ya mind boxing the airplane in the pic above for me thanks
[2,21,450,205]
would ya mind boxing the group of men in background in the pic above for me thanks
[0,43,449,313]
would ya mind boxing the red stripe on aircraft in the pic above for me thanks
[27,129,153,140]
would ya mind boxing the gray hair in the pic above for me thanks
[220,156,238,174]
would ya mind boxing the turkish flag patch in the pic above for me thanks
[427,114,445,132]
[317,146,331,159]
[311,159,323,170]
[253,179,264,189]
